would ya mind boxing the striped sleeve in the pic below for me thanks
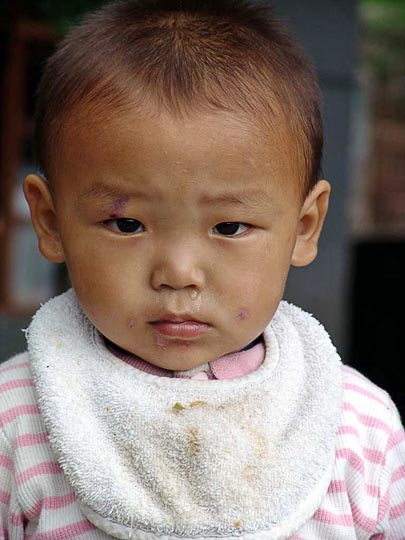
[376,404,405,538]
[0,354,34,540]
[0,354,112,539]
[0,428,24,539]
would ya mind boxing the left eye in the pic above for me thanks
[212,222,250,236]
[104,218,145,234]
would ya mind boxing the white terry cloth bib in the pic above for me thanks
[27,290,343,540]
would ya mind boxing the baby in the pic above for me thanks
[1,0,404,538]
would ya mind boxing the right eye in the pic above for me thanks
[212,222,250,237]
[104,218,145,234]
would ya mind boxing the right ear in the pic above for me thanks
[23,174,65,263]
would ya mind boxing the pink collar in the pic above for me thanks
[105,340,265,380]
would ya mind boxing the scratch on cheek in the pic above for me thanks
[237,309,250,322]
[128,319,136,329]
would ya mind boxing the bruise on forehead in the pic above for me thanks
[110,196,130,218]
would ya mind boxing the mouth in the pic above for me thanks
[149,314,211,338]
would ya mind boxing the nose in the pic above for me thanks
[150,245,206,292]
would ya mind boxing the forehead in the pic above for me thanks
[54,106,302,201]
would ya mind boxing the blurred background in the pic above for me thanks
[0,0,404,415]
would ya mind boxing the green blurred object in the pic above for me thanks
[19,0,109,35]
[361,0,405,79]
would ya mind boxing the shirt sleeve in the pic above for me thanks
[375,403,405,538]
[0,429,24,540]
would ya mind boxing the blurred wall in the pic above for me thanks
[278,0,358,357]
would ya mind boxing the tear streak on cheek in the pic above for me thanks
[237,308,250,322]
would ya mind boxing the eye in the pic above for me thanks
[104,218,145,234]
[212,222,250,236]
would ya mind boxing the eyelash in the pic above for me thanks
[104,218,145,234]
[103,219,251,237]
[212,222,250,236]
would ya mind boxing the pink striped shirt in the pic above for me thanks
[0,353,404,539]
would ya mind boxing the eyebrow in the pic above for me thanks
[199,190,272,207]
[80,182,272,209]
[80,181,157,202]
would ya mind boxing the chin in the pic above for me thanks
[154,355,209,372]
[159,361,202,372]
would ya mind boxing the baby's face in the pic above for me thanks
[27,109,327,370]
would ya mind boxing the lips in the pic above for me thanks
[149,315,211,338]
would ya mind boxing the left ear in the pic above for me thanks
[291,180,331,267]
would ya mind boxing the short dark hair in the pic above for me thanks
[34,0,323,196]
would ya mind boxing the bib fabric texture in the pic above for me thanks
[27,290,343,540]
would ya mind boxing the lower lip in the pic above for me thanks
[150,321,210,338]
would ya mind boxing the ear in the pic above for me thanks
[23,174,65,263]
[291,180,331,267]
